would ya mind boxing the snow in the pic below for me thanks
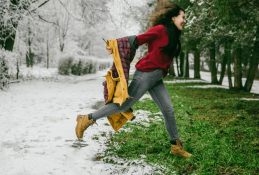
[1,63,258,174]
[139,94,152,101]
[18,65,58,79]
[196,69,259,94]
[172,66,259,94]
[185,85,229,89]
[198,2,204,6]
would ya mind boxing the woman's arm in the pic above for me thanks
[106,25,162,55]
[124,25,162,52]
[136,25,162,46]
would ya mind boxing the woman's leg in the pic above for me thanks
[148,79,180,142]
[91,69,164,121]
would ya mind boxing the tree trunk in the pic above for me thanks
[179,51,184,77]
[60,43,64,52]
[28,20,33,68]
[26,52,30,67]
[194,50,200,78]
[210,43,218,84]
[16,59,19,79]
[169,60,176,76]
[17,37,22,67]
[184,50,189,78]
[244,27,259,92]
[219,46,228,85]
[226,41,233,88]
[47,27,49,69]
[234,43,242,89]
[175,56,180,76]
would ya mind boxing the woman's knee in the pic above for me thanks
[113,102,128,113]
[119,106,129,113]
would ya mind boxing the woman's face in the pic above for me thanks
[172,10,186,30]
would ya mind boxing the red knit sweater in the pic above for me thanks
[135,25,177,77]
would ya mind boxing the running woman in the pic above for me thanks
[76,1,192,158]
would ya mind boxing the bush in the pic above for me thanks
[85,59,96,74]
[58,55,112,76]
[58,56,74,75]
[0,48,18,89]
[71,59,84,75]
[99,61,111,71]
[0,54,10,89]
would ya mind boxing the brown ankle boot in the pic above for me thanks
[75,114,96,139]
[171,140,192,158]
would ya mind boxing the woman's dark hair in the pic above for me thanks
[147,0,185,57]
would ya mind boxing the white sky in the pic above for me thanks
[107,0,148,36]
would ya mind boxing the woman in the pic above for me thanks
[76,1,192,158]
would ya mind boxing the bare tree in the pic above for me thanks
[0,0,50,51]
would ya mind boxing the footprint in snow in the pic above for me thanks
[67,140,88,148]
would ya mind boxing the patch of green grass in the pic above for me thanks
[129,74,133,80]
[101,132,107,137]
[105,79,259,174]
[92,135,99,140]
[165,82,211,87]
[163,75,202,81]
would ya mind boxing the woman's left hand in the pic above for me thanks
[106,46,113,55]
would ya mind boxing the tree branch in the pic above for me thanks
[30,0,50,13]
[32,0,40,3]
[58,0,86,22]
[38,15,60,27]
[122,0,140,22]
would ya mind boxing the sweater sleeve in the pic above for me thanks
[136,25,162,46]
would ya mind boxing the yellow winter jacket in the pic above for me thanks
[103,39,134,131]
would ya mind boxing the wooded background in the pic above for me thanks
[0,0,258,92]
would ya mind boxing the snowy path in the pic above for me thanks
[0,69,165,175]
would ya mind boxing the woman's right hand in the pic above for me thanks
[106,46,113,55]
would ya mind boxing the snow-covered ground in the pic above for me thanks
[1,63,258,175]
[0,67,170,175]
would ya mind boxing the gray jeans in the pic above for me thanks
[92,69,179,142]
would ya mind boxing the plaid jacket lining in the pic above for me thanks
[103,37,136,103]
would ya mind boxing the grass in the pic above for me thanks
[104,76,259,175]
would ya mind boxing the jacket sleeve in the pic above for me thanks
[136,25,162,46]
